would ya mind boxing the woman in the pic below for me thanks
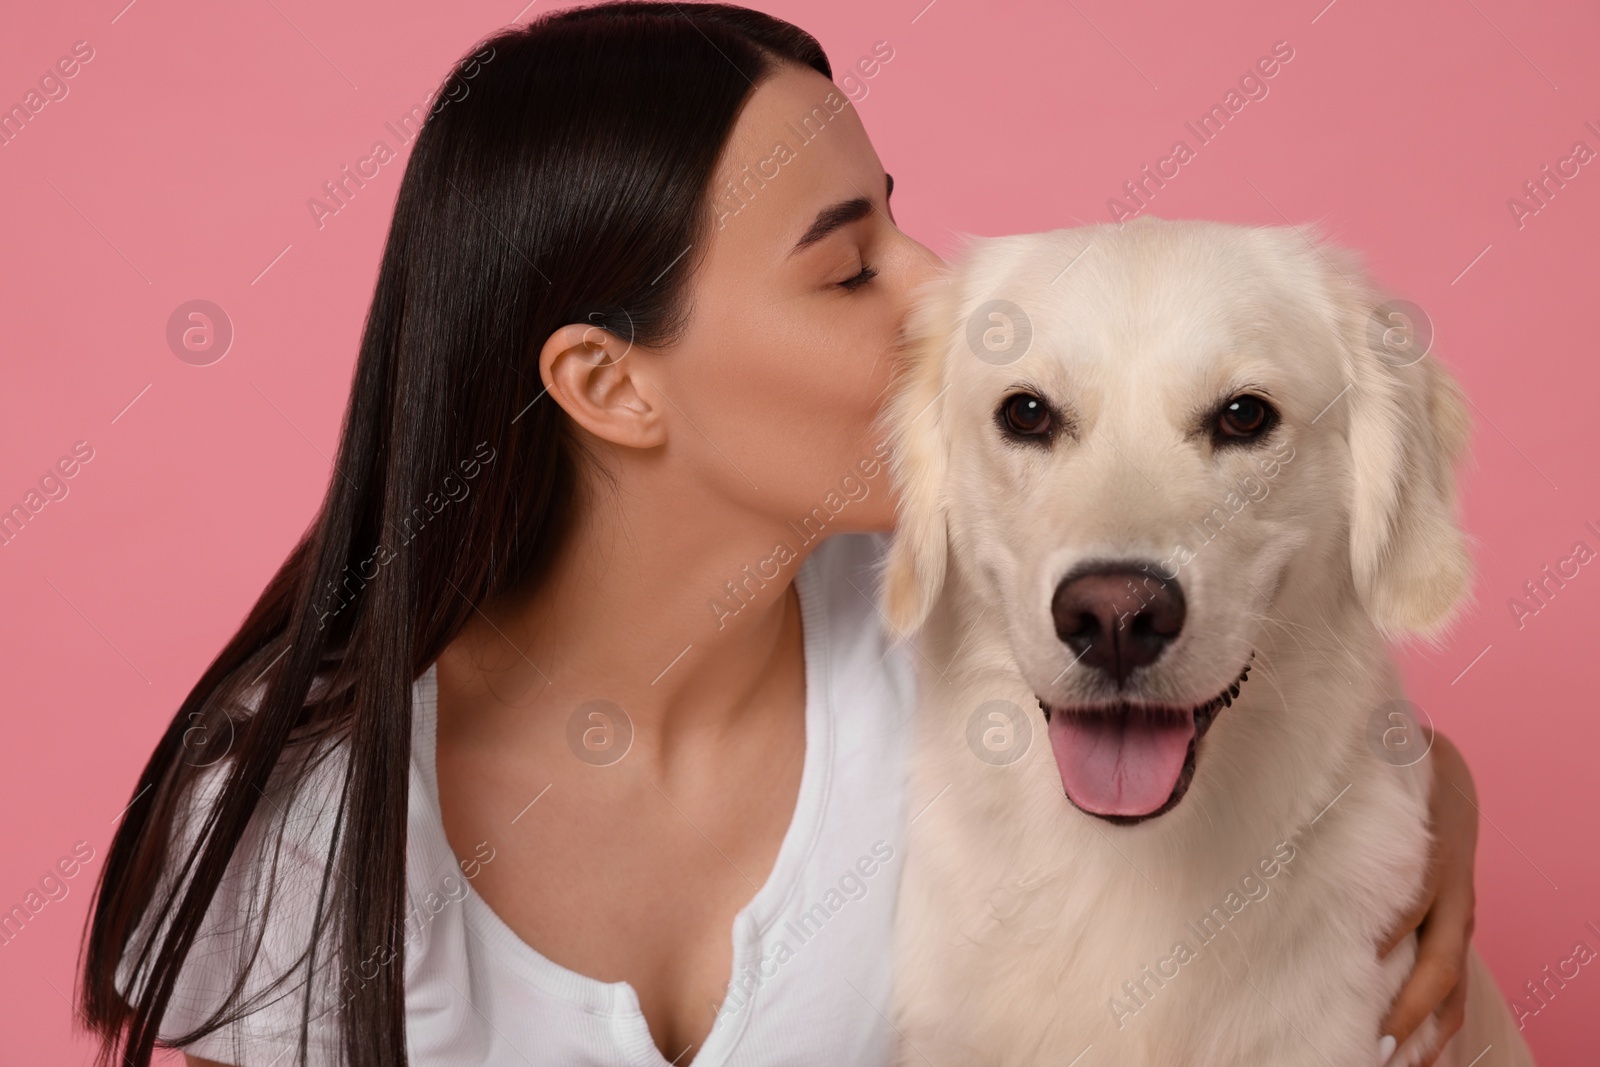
[81,4,1482,1065]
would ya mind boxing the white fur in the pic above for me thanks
[882,219,1534,1067]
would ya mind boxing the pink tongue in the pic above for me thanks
[1048,710,1194,817]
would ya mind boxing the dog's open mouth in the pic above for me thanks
[1039,654,1254,824]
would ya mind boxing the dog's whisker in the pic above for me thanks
[1223,638,1288,700]
[1240,613,1355,688]
[1243,610,1320,640]
[1242,608,1336,651]
[1238,578,1360,687]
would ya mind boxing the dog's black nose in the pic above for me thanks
[1052,563,1186,685]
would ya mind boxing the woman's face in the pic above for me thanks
[639,63,944,536]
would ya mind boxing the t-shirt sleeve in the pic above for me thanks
[114,744,354,1066]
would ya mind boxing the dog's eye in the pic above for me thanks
[999,393,1053,439]
[1215,395,1277,444]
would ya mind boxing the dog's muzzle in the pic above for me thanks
[1039,653,1254,825]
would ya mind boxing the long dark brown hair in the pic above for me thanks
[80,5,831,1064]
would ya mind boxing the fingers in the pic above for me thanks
[1381,950,1461,1055]
[1413,958,1471,1066]
[1373,732,1480,1064]
[1381,889,1472,1051]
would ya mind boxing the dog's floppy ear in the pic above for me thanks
[1321,243,1473,639]
[880,272,960,636]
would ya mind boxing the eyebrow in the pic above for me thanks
[789,172,896,256]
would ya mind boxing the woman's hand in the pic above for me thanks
[1376,728,1480,1065]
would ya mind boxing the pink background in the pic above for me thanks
[2,0,1596,1061]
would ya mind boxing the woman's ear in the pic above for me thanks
[539,322,664,449]
[1320,241,1474,640]
[880,274,959,637]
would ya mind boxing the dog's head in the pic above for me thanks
[882,219,1471,823]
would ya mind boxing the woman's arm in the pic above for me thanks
[1377,727,1480,1065]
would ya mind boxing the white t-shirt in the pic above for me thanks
[118,532,917,1066]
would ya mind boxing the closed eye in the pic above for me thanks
[839,264,878,291]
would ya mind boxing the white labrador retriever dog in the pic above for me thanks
[881,219,1535,1067]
